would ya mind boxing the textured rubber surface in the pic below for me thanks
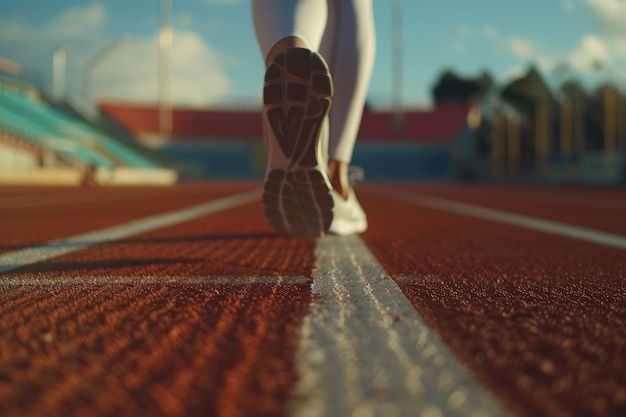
[395,184,626,235]
[3,202,317,279]
[0,192,316,417]
[362,185,626,417]
[2,183,625,417]
[262,48,334,237]
[0,281,311,417]
[0,183,255,255]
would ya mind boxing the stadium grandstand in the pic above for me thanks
[0,76,177,186]
[97,65,626,185]
[99,100,479,181]
[2,61,624,186]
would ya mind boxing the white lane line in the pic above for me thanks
[0,189,261,274]
[0,275,308,286]
[427,187,626,211]
[289,235,509,417]
[374,187,626,251]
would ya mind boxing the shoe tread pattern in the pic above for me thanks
[262,48,334,237]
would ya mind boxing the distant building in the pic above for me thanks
[501,66,554,171]
[588,84,622,152]
[559,80,588,155]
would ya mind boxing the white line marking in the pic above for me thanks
[0,189,261,274]
[375,187,626,250]
[0,275,308,286]
[289,235,508,417]
[423,187,626,211]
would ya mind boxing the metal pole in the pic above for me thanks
[159,0,172,135]
[52,47,68,99]
[391,0,404,138]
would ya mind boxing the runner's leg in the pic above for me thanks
[320,0,376,198]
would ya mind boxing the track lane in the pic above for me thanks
[2,183,625,417]
[360,188,626,417]
[0,195,317,417]
[1,195,509,417]
[0,280,312,417]
[0,201,317,279]
[289,235,508,417]
[0,183,259,255]
[392,184,626,235]
[0,186,84,199]
[371,186,625,250]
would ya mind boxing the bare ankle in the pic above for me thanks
[328,159,349,199]
[265,36,308,66]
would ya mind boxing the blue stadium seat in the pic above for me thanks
[0,86,157,169]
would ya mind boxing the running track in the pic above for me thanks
[1,182,625,417]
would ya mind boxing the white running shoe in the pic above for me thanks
[262,47,335,237]
[328,187,368,235]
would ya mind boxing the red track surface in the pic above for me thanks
[0,183,255,255]
[363,185,626,417]
[394,184,626,235]
[1,182,625,417]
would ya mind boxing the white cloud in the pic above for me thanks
[0,3,106,44]
[91,30,230,107]
[569,34,610,70]
[584,0,626,61]
[0,4,233,106]
[508,38,534,59]
[505,37,559,73]
[46,3,107,40]
[0,3,110,96]
[585,0,626,35]
[552,0,625,86]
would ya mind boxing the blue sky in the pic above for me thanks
[0,0,624,109]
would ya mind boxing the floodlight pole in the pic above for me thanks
[392,0,404,138]
[159,0,172,135]
[52,46,68,99]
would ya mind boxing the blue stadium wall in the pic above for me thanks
[158,140,458,181]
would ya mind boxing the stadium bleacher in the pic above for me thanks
[0,82,177,186]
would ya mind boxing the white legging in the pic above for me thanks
[252,0,376,163]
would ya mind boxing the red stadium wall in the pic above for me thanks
[100,102,470,144]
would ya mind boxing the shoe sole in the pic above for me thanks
[262,48,334,237]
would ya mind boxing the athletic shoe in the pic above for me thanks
[328,187,368,235]
[262,47,335,237]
